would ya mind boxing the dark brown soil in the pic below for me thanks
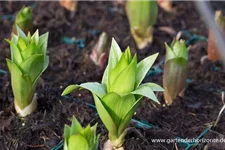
[0,1,225,150]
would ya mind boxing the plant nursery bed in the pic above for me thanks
[1,1,225,150]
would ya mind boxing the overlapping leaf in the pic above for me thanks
[102,38,122,88]
[62,82,106,98]
[135,53,158,89]
[64,116,99,150]
[62,38,163,148]
[6,26,49,115]
[6,59,33,109]
[109,55,137,95]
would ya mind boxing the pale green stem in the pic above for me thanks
[14,93,37,117]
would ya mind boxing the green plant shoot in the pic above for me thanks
[64,116,99,150]
[163,39,188,105]
[6,26,49,117]
[126,1,158,49]
[12,6,33,35]
[62,38,163,150]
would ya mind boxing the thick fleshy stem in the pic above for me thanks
[131,26,153,50]
[14,93,37,117]
[103,140,124,150]
[103,129,127,150]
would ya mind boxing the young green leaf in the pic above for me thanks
[109,54,130,86]
[109,55,137,95]
[20,42,37,59]
[139,83,164,92]
[93,94,118,140]
[62,82,106,98]
[13,7,33,35]
[31,30,39,46]
[64,125,71,143]
[135,53,158,89]
[62,85,79,96]
[101,93,135,130]
[131,86,159,103]
[117,97,142,135]
[70,117,83,136]
[102,38,122,87]
[6,59,31,109]
[19,54,44,83]
[17,37,27,51]
[6,39,23,65]
[64,116,99,150]
[68,135,89,150]
[16,25,27,39]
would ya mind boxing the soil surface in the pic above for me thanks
[1,1,225,150]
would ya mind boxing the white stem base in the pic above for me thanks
[103,140,124,150]
[131,26,153,50]
[14,93,37,117]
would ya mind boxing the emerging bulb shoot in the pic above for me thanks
[126,1,158,49]
[12,6,33,35]
[163,39,188,105]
